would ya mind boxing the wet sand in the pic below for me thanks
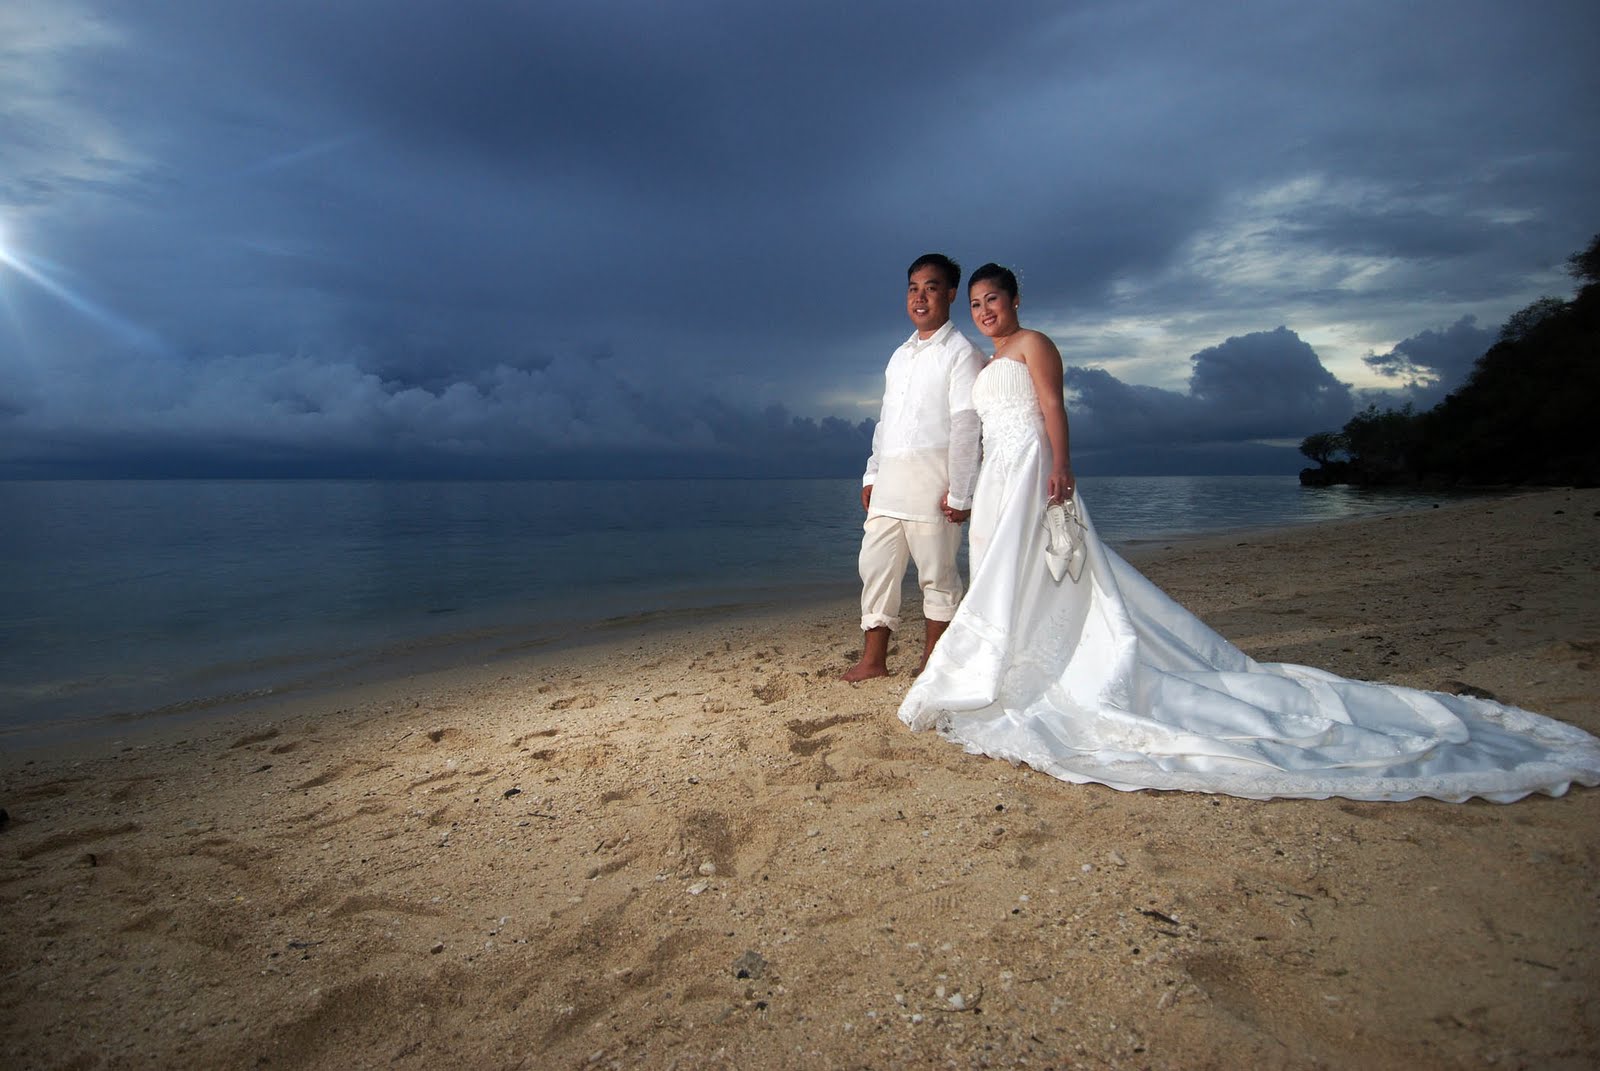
[3,488,1597,1070]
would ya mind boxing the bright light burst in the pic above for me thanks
[0,226,166,352]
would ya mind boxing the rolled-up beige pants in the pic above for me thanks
[858,514,964,632]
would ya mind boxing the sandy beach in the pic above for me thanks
[3,488,1597,1070]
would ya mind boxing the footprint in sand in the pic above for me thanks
[753,676,793,704]
[789,735,833,757]
[510,728,559,749]
[293,762,357,791]
[119,908,175,935]
[15,822,140,861]
[188,836,265,871]
[228,727,279,749]
[786,713,865,738]
[674,809,739,876]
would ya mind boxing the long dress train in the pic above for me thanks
[898,358,1600,802]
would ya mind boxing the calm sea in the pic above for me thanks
[0,476,1467,740]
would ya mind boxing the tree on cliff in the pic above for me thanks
[1301,232,1600,487]
[1415,232,1599,485]
[1343,404,1421,484]
[1298,431,1347,466]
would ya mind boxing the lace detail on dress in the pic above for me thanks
[973,359,1044,481]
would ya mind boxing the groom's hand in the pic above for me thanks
[940,492,970,524]
[861,485,873,512]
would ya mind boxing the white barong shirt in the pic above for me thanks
[862,320,984,523]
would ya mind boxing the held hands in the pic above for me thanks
[940,492,970,524]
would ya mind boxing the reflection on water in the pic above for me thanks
[1083,475,1473,544]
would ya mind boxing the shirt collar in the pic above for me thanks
[906,320,956,351]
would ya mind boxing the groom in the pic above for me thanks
[842,253,984,682]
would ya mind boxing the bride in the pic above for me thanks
[898,263,1600,803]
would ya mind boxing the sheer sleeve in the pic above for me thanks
[945,408,980,509]
[862,416,884,486]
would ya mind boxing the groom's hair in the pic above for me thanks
[908,253,961,290]
[968,262,1019,299]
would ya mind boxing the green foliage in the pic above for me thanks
[1340,404,1422,484]
[1419,277,1600,484]
[1497,295,1568,344]
[1568,233,1600,284]
[1298,431,1347,465]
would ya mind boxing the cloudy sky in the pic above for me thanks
[2,0,1595,478]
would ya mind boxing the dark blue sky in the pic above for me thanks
[2,0,1596,477]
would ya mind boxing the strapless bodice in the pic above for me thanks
[973,358,1044,467]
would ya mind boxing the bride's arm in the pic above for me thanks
[1020,331,1075,503]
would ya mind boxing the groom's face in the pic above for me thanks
[906,266,956,337]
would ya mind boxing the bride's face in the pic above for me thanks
[969,281,1018,338]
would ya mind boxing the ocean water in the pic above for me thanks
[0,476,1468,739]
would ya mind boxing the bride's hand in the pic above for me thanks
[1047,470,1075,505]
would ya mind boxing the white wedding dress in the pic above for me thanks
[899,358,1600,802]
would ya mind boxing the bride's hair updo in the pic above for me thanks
[968,262,1018,298]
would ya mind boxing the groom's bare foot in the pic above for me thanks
[842,626,891,682]
[841,659,889,682]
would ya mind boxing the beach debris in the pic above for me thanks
[686,880,711,896]
[1439,679,1500,701]
[1139,909,1190,928]
[427,727,447,743]
[502,787,522,799]
[698,861,716,876]
[733,950,767,980]
[430,941,445,954]
[1108,850,1127,867]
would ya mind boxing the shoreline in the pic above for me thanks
[0,486,1486,751]
[3,488,1597,1069]
[0,582,858,752]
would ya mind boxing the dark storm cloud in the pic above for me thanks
[1,0,1597,476]
[0,342,873,478]
[1066,327,1354,450]
[1361,315,1498,409]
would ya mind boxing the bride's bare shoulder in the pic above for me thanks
[1019,329,1062,360]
